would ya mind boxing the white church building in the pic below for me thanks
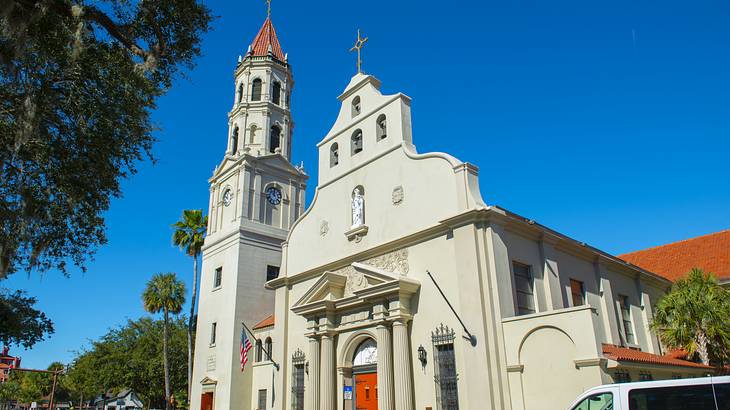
[190,13,711,410]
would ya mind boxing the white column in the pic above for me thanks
[376,324,394,410]
[392,320,414,410]
[308,337,320,410]
[320,334,336,410]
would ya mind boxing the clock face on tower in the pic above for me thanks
[266,186,282,205]
[222,189,233,207]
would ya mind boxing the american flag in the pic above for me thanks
[240,326,253,370]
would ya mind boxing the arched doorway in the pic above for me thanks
[352,339,377,410]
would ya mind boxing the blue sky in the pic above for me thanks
[5,0,730,369]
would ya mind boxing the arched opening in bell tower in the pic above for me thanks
[251,78,262,101]
[269,125,281,153]
[272,81,281,105]
[230,126,239,153]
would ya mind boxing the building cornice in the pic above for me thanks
[269,206,672,290]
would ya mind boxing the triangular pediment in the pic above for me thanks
[293,262,402,310]
[293,271,348,307]
[212,152,306,180]
[256,154,306,175]
[200,376,217,385]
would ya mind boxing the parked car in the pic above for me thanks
[568,375,730,410]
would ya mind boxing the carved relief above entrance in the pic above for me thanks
[326,248,410,297]
[366,248,409,275]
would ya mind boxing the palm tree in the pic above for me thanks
[651,268,730,366]
[143,273,186,410]
[171,209,207,398]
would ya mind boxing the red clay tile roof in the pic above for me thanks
[253,314,275,330]
[248,18,285,61]
[602,344,712,369]
[664,349,690,360]
[619,230,730,282]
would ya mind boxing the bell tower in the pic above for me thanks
[191,11,307,410]
[228,16,294,160]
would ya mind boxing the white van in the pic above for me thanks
[568,375,730,410]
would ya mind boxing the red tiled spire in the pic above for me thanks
[248,18,285,61]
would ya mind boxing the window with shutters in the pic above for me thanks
[432,324,459,410]
[619,294,635,345]
[570,279,585,306]
[291,349,305,410]
[512,262,535,315]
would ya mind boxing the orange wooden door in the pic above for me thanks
[200,392,213,410]
[355,372,378,410]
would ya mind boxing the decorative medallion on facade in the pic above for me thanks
[392,185,404,205]
[320,220,329,237]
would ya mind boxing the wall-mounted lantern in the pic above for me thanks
[418,345,427,366]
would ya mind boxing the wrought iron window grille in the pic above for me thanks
[291,349,305,410]
[432,323,460,410]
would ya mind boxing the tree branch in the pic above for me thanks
[13,0,164,70]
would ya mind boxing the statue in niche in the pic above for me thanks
[351,187,364,229]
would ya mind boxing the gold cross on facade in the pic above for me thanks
[350,29,368,73]
[265,0,272,18]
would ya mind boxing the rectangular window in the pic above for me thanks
[433,325,459,410]
[214,267,222,288]
[257,389,266,410]
[513,262,535,315]
[613,370,631,383]
[638,372,653,381]
[210,322,217,345]
[628,383,717,410]
[266,265,280,282]
[619,295,635,345]
[570,279,585,306]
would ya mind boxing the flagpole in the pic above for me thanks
[242,321,280,371]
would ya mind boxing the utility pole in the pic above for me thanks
[10,368,64,410]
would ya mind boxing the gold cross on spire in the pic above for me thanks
[349,29,368,73]
[265,0,272,18]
